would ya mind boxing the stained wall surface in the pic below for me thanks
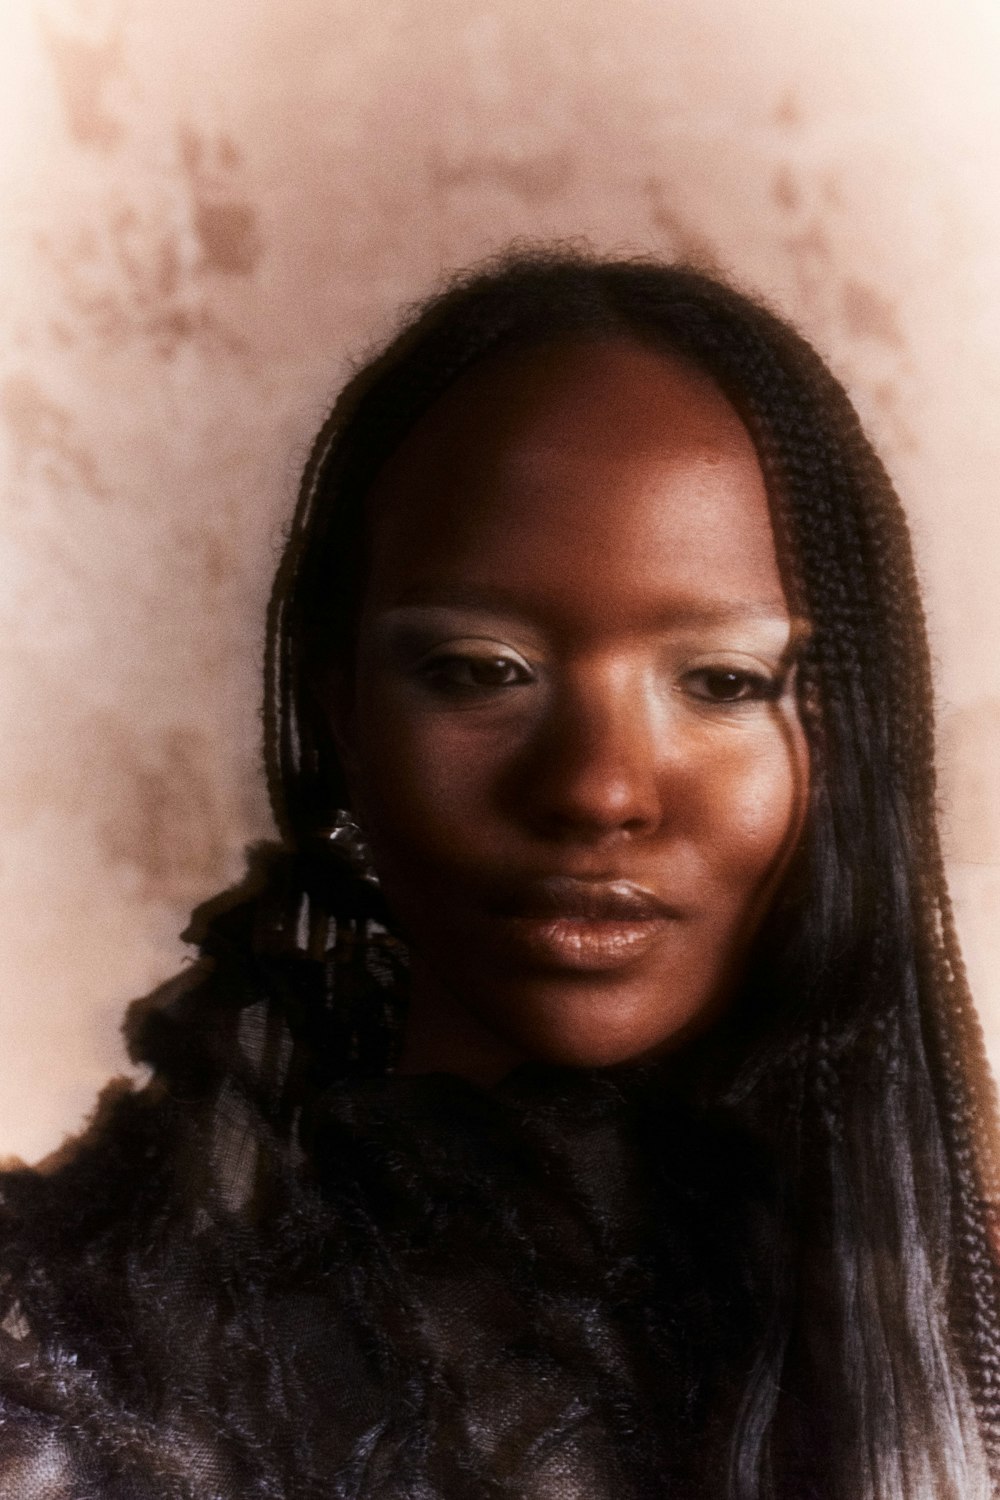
[2,0,1000,1162]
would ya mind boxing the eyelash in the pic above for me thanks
[680,667,783,705]
[416,654,784,705]
[417,652,535,695]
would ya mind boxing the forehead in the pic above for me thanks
[362,337,788,629]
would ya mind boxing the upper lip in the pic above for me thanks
[491,876,678,922]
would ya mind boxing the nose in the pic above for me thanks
[517,665,663,844]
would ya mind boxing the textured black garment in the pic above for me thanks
[0,893,777,1499]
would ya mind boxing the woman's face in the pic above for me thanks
[331,337,809,1081]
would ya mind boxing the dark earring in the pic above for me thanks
[322,809,380,886]
[312,809,407,1076]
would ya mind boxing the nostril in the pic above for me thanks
[543,796,659,841]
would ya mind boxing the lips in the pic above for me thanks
[487,877,680,972]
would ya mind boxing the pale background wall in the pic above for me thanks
[2,0,1000,1163]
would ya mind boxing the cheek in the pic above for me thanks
[348,687,509,863]
[695,716,808,908]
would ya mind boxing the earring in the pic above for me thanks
[323,809,380,886]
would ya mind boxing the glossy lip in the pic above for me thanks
[487,877,681,973]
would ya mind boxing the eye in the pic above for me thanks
[681,667,780,704]
[418,646,535,696]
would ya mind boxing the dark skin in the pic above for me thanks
[330,337,809,1083]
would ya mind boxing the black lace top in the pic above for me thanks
[0,893,777,1499]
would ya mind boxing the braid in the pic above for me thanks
[262,247,1000,1497]
[923,852,1000,1467]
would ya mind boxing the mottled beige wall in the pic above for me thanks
[3,0,1000,1161]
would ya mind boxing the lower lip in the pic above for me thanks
[495,915,673,972]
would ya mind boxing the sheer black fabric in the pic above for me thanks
[0,874,784,1499]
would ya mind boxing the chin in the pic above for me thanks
[491,981,706,1072]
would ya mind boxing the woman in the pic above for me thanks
[1,250,998,1498]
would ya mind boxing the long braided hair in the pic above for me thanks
[264,250,1000,1498]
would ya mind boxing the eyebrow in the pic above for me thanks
[378,590,811,637]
